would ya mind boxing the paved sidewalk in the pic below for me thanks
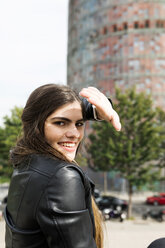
[104,219,165,248]
[0,220,5,248]
[1,219,165,248]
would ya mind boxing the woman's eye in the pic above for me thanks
[54,121,65,126]
[76,122,84,127]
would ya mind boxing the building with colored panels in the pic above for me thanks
[67,0,165,109]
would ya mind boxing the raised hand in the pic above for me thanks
[79,87,121,131]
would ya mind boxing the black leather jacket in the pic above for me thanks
[5,100,101,248]
[5,154,97,248]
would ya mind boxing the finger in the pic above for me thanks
[81,86,101,93]
[79,88,100,99]
[79,88,109,107]
[79,87,104,100]
[87,86,102,94]
[85,95,102,106]
[87,87,109,100]
[110,110,121,131]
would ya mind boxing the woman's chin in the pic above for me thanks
[58,148,76,161]
[53,145,77,161]
[64,152,76,161]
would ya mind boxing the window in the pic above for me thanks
[145,20,150,28]
[103,26,108,35]
[144,9,149,18]
[113,43,119,51]
[156,20,164,28]
[155,59,165,70]
[113,24,118,32]
[129,45,133,54]
[123,22,128,30]
[129,60,140,71]
[155,45,160,51]
[145,78,151,84]
[134,22,139,29]
[117,79,124,86]
[154,8,159,18]
[139,41,144,51]
[156,84,161,88]
[146,89,151,94]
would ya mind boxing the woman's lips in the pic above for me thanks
[58,142,77,152]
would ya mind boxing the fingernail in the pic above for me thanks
[117,123,121,131]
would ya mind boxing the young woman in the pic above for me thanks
[4,84,121,248]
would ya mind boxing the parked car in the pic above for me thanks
[142,208,165,222]
[93,189,100,198]
[93,189,102,204]
[97,195,128,211]
[146,193,165,206]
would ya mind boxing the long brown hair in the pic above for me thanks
[11,84,103,248]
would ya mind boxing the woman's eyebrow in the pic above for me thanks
[50,117,84,122]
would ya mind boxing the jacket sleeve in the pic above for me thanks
[36,166,97,248]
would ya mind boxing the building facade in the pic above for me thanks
[67,0,165,109]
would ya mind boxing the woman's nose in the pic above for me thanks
[65,126,80,138]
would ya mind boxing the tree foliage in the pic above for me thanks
[0,106,23,178]
[156,107,165,168]
[88,88,164,217]
[75,153,87,167]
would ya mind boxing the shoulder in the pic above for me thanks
[29,154,80,178]
[29,154,87,185]
[53,164,85,189]
[32,158,88,211]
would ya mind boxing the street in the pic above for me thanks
[1,218,165,248]
[104,219,165,248]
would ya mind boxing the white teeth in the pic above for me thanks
[61,143,75,147]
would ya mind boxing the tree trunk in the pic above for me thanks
[127,183,133,219]
[103,171,108,194]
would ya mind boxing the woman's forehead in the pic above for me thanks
[48,101,83,119]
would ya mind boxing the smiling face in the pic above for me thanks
[44,101,85,161]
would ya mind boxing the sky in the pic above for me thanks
[0,0,69,125]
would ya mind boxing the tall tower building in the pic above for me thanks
[67,0,165,109]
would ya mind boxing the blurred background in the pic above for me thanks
[0,0,165,247]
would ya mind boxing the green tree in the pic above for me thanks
[88,88,164,218]
[156,107,165,191]
[156,108,165,168]
[0,106,23,179]
[75,153,87,167]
